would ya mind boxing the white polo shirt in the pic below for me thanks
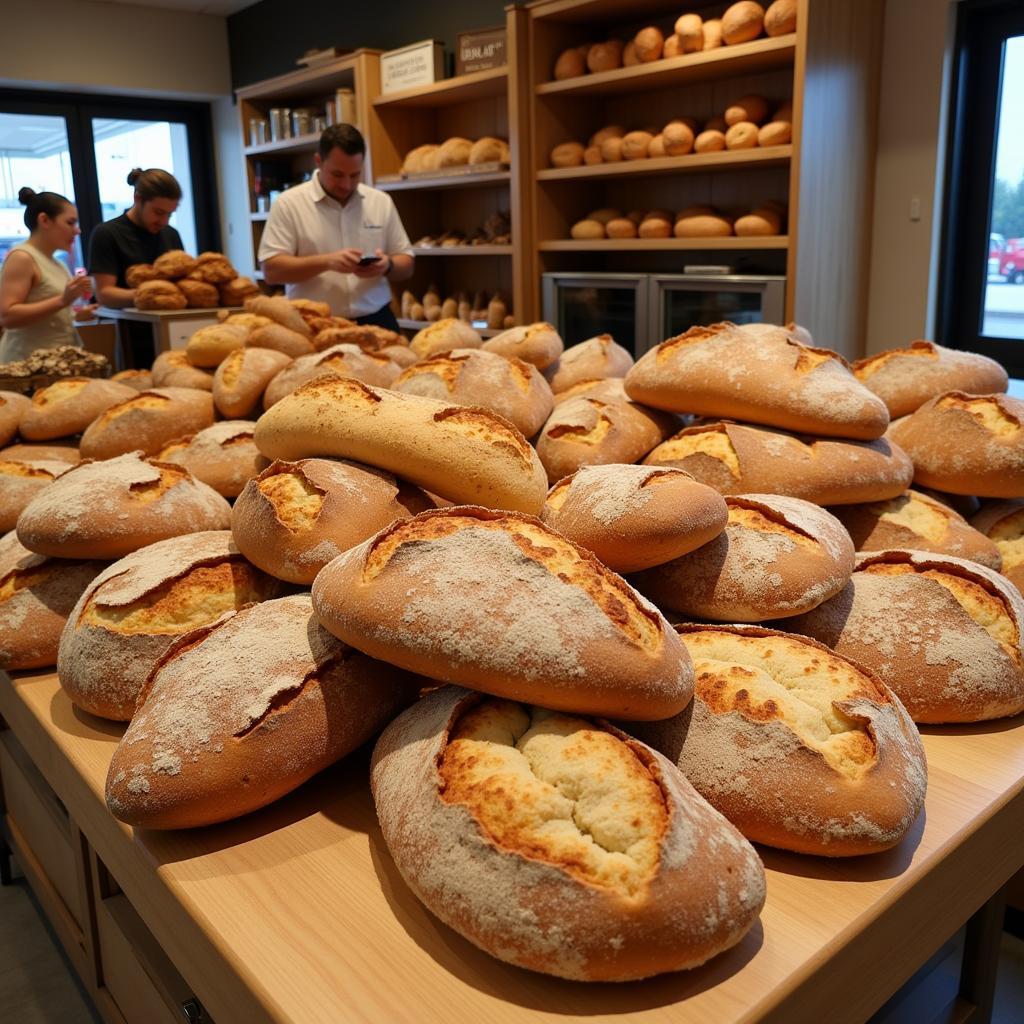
[257,175,413,317]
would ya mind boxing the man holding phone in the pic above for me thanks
[258,124,414,330]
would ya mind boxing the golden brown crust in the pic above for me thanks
[247,322,316,358]
[218,276,260,305]
[0,459,70,532]
[409,318,483,359]
[111,369,155,392]
[135,280,187,310]
[176,278,220,308]
[311,324,397,353]
[243,295,312,337]
[19,378,137,441]
[152,250,197,280]
[212,347,292,419]
[482,322,565,371]
[971,500,1024,593]
[125,263,160,288]
[0,391,31,447]
[156,420,265,498]
[151,350,214,391]
[545,335,634,394]
[262,345,401,408]
[185,323,248,367]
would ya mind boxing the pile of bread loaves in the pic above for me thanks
[2,313,1023,985]
[552,1,796,81]
[400,136,510,175]
[399,285,514,329]
[571,201,785,239]
[128,250,261,310]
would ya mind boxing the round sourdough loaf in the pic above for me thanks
[972,500,1024,593]
[546,334,634,394]
[852,341,1008,418]
[17,452,231,558]
[213,347,292,418]
[253,377,549,514]
[312,506,694,720]
[626,624,927,856]
[232,458,435,584]
[105,594,420,828]
[785,550,1024,723]
[552,377,629,406]
[184,323,248,367]
[157,421,265,498]
[111,369,155,392]
[151,351,215,391]
[633,494,855,621]
[246,322,316,358]
[831,489,1001,569]
[887,392,1024,497]
[19,378,137,441]
[79,388,215,460]
[57,531,278,721]
[243,295,311,337]
[311,324,400,353]
[1,459,71,532]
[541,464,728,572]
[643,420,913,504]
[481,322,564,371]
[263,344,402,408]
[409,318,482,359]
[0,531,104,671]
[0,442,79,464]
[625,322,889,439]
[0,391,30,446]
[393,348,554,437]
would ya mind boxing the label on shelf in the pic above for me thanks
[456,27,507,75]
[381,40,445,94]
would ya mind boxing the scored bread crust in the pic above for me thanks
[0,391,31,447]
[409,318,483,359]
[157,421,265,498]
[481,322,564,371]
[312,506,694,720]
[643,420,913,504]
[971,500,1024,593]
[262,344,402,409]
[105,594,420,829]
[243,295,312,337]
[0,459,71,532]
[545,334,634,394]
[213,347,292,419]
[151,351,215,391]
[626,624,927,857]
[253,377,549,514]
[785,549,1024,723]
[370,685,766,981]
[19,378,137,441]
[625,322,889,440]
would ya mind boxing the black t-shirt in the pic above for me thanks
[87,212,184,288]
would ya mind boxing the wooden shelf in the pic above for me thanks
[537,146,792,182]
[377,171,511,193]
[539,236,790,252]
[373,67,508,108]
[410,245,513,257]
[234,50,379,102]
[535,36,797,98]
[243,133,320,157]
[397,318,504,337]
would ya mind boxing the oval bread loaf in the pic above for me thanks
[20,378,137,441]
[972,500,1024,593]
[482,322,564,370]
[156,420,266,498]
[213,347,292,419]
[0,459,71,532]
[545,334,634,393]
[263,344,401,408]
[151,351,214,391]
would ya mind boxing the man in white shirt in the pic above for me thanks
[258,124,414,330]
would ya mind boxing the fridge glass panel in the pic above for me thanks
[663,288,764,336]
[558,284,638,352]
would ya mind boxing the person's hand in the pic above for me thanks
[74,304,98,322]
[325,248,366,274]
[62,275,92,306]
[352,249,389,279]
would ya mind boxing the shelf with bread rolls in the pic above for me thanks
[409,244,513,257]
[375,169,512,193]
[538,143,792,181]
[371,66,509,108]
[539,235,788,251]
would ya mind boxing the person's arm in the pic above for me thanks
[88,225,133,307]
[377,194,415,283]
[0,251,90,328]
[93,272,135,308]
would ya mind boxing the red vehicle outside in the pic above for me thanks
[990,233,1024,283]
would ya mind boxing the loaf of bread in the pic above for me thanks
[722,2,765,45]
[19,378,136,441]
[675,13,704,51]
[401,144,439,174]
[628,624,927,856]
[312,324,400,353]
[262,344,401,409]
[176,278,219,309]
[152,250,196,279]
[190,251,236,285]
[212,347,292,419]
[106,594,419,828]
[157,421,265,498]
[185,323,248,367]
[695,129,727,153]
[550,141,585,168]
[125,263,159,288]
[786,550,1024,723]
[57,531,277,721]
[151,351,214,391]
[17,451,230,559]
[587,40,624,73]
[219,276,260,305]
[735,205,784,236]
[545,334,634,394]
[135,280,186,310]
[482,322,564,371]
[371,686,765,980]
[314,507,694,719]
[243,295,311,337]
[0,391,30,447]
[553,46,587,80]
[247,322,316,358]
[0,442,78,464]
[1,459,70,532]
[409,318,482,359]
[764,0,797,36]
[725,94,770,126]
[758,120,792,146]
[469,136,508,165]
[552,377,629,407]
[571,217,606,239]
[972,501,1024,593]
[111,369,155,392]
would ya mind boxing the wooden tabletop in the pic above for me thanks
[2,668,1023,1024]
[96,306,243,322]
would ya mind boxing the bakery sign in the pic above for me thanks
[380,40,445,94]
[456,26,507,75]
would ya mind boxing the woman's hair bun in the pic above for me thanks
[18,186,37,205]
[126,167,143,186]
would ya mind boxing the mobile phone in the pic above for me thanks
[357,254,381,266]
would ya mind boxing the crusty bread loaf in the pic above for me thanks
[482,322,564,371]
[312,324,400,353]
[371,686,765,980]
[764,0,797,36]
[0,530,104,671]
[469,136,508,165]
[153,250,196,280]
[550,141,585,168]
[176,278,219,309]
[0,459,71,532]
[545,334,634,394]
[17,452,230,559]
[135,280,186,310]
[587,40,624,73]
[379,344,417,368]
[695,129,727,153]
[552,377,629,407]
[0,442,79,465]
[106,594,419,828]
[542,465,728,572]
[675,13,703,51]
[0,391,30,447]
[219,276,260,305]
[79,387,215,460]
[111,369,155,392]
[409,318,483,359]
[703,18,724,48]
[786,550,1024,723]
[721,2,765,45]
[57,531,277,721]
[243,295,311,337]
[852,341,1009,418]
[972,500,1024,593]
[314,506,694,719]
[758,120,792,146]
[125,263,159,288]
[247,322,316,358]
[191,251,236,284]
[263,344,401,408]
[232,457,435,584]
[625,322,890,439]
[151,351,214,391]
[212,347,292,419]
[437,137,473,168]
[627,624,927,856]
[185,323,248,367]
[553,46,586,80]
[157,421,265,498]
[888,392,1024,496]
[832,489,1001,569]
[254,377,548,514]
[18,378,137,441]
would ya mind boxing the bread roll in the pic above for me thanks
[247,322,316,358]
[588,125,624,148]
[758,120,792,146]
[583,144,603,164]
[570,218,606,240]
[764,0,797,36]
[106,594,419,828]
[551,141,585,168]
[19,378,137,441]
[402,143,439,174]
[151,350,214,391]
[599,135,625,161]
[725,95,770,126]
[135,280,186,310]
[674,213,733,237]
[634,26,664,62]
[111,369,155,392]
[662,120,695,156]
[0,442,78,464]
[852,340,1009,418]
[437,137,473,168]
[379,344,417,368]
[695,129,727,153]
[153,250,196,280]
[674,13,704,51]
[17,452,230,559]
[184,323,247,368]
[219,276,260,306]
[721,2,765,45]
[1,459,72,532]
[628,624,927,856]
[190,252,236,285]
[621,130,653,160]
[469,136,507,165]
[263,344,402,408]
[218,312,271,332]
[703,18,723,48]
[157,421,264,498]
[371,686,765,980]
[553,46,586,80]
[313,507,694,719]
[622,39,640,66]
[545,334,634,393]
[125,263,159,288]
[647,132,666,157]
[786,550,1024,723]
[587,40,624,73]
[212,347,291,419]
[409,318,482,359]
[0,391,29,447]
[176,278,219,309]
[602,217,635,239]
[725,121,759,149]
[972,501,1024,592]
[243,295,311,337]
[482,322,564,371]
[735,206,783,236]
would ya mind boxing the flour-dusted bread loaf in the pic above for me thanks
[0,442,79,464]
[111,369,155,392]
[409,318,483,359]
[263,344,402,408]
[0,531,104,671]
[151,351,214,391]
[105,594,420,828]
[831,489,1001,569]
[552,377,630,407]
[393,348,554,438]
[254,377,549,514]
[152,250,196,280]
[371,686,765,981]
[545,334,634,394]
[972,500,1024,593]
[19,378,137,441]
[57,531,278,721]
[243,295,311,337]
[313,506,693,720]
[852,341,1008,418]
[785,550,1024,724]
[157,421,265,498]
[0,459,72,532]
[232,458,434,584]
[247,322,316,358]
[627,624,927,857]
[17,452,230,559]
[482,322,564,371]
[625,322,889,439]
[311,324,401,353]
[185,322,249,368]
[79,387,215,460]
[212,347,292,419]
[634,494,855,621]
[887,392,1024,497]
[0,391,31,447]
[542,465,728,572]
[643,420,913,504]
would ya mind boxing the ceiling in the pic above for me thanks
[92,0,259,14]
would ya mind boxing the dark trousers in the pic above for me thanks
[355,304,401,332]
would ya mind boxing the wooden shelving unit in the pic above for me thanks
[538,236,790,252]
[375,170,512,193]
[410,245,514,257]
[536,145,792,182]
[372,66,509,108]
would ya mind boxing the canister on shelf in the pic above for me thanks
[335,88,357,128]
[291,108,316,136]
[269,108,292,141]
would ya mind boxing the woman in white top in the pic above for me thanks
[0,188,95,363]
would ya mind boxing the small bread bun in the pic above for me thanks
[786,550,1024,723]
[263,344,402,408]
[185,323,248,367]
[135,280,186,310]
[437,137,473,168]
[219,276,260,305]
[621,130,653,160]
[409,318,482,359]
[190,252,236,285]
[588,125,624,148]
[623,39,641,66]
[151,350,214,391]
[152,250,197,280]
[176,278,219,309]
[674,212,733,237]
[721,2,766,45]
[735,206,784,236]
[633,26,664,62]
[247,322,316,358]
[583,144,603,164]
[553,46,586,80]
[0,531,104,670]
[599,135,625,161]
[106,594,419,829]
[313,506,694,720]
[212,347,291,419]
[125,263,159,288]
[545,334,634,394]
[157,421,265,498]
[19,378,137,441]
[371,686,765,980]
[550,141,585,168]
[0,391,30,447]
[725,121,759,149]
[662,120,695,156]
[469,136,507,165]
[243,295,311,337]
[16,452,230,559]
[312,323,396,353]
[401,143,438,174]
[972,501,1024,592]
[764,0,797,36]
[111,369,155,392]
[628,624,927,857]
[379,344,417,368]
[648,132,666,157]
[482,322,564,371]
[542,465,728,572]
[725,95,770,126]
[675,13,704,51]
[587,40,624,73]
[695,129,727,153]
[0,442,79,465]
[570,218,606,239]
[758,120,792,146]
[604,216,638,238]
[1,459,71,532]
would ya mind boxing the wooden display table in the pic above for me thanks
[1,668,1022,1024]
[96,306,244,356]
